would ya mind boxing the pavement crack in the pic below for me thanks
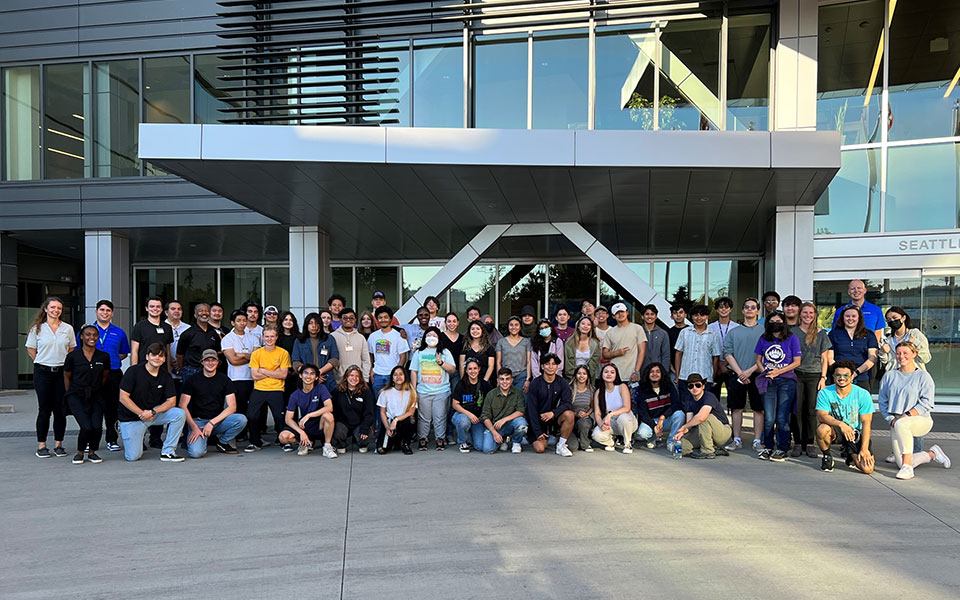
[339,451,354,600]
[869,472,960,537]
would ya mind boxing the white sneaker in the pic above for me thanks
[645,440,655,449]
[337,447,346,454]
[358,446,368,454]
[603,445,615,452]
[930,445,951,468]
[896,464,915,480]
[885,453,897,464]
[322,444,338,459]
[555,442,572,457]
[511,442,522,454]
[622,445,633,454]
[753,439,765,453]
[459,443,471,454]
[724,439,742,452]
[583,447,594,453]
[297,444,309,456]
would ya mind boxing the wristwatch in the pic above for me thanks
[150,408,157,416]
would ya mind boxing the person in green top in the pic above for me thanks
[479,368,529,454]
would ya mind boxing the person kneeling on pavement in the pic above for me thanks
[814,361,874,474]
[277,364,338,458]
[525,354,576,457]
[451,357,492,453]
[117,342,186,462]
[480,368,528,454]
[673,373,732,459]
[331,365,376,453]
[180,349,247,458]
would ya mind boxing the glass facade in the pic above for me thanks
[356,266,399,312]
[3,66,41,180]
[194,54,242,125]
[43,63,90,179]
[133,266,289,320]
[727,14,771,131]
[474,35,528,129]
[413,40,463,128]
[94,60,139,177]
[532,30,588,130]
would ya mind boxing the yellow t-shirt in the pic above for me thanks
[250,346,291,392]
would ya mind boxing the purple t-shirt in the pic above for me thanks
[754,335,802,381]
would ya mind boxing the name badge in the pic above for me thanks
[345,344,354,352]
[156,327,165,334]
[320,348,329,356]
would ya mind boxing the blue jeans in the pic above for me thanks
[451,411,485,446]
[119,408,187,461]
[180,365,201,387]
[371,374,391,400]
[512,372,527,392]
[186,414,248,458]
[762,378,796,452]
[635,410,685,443]
[479,417,528,454]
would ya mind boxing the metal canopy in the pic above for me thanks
[139,124,840,261]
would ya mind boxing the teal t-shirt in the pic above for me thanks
[816,384,874,431]
[411,348,455,396]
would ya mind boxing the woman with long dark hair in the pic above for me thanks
[460,320,495,383]
[411,326,456,451]
[634,362,684,451]
[25,296,76,458]
[879,306,931,371]
[531,319,564,378]
[827,305,878,392]
[292,312,340,392]
[375,366,418,455]
[590,363,638,454]
[568,365,595,452]
[754,311,801,462]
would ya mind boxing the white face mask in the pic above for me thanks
[424,335,439,348]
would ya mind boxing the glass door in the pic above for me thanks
[920,274,960,396]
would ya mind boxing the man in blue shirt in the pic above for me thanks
[831,279,884,341]
[83,300,130,452]
[814,360,875,474]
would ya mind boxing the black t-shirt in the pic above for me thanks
[462,345,496,381]
[63,348,111,398]
[131,319,174,363]
[682,391,729,426]
[177,324,223,368]
[118,363,177,421]
[182,372,236,420]
[441,333,464,365]
[667,325,687,368]
[453,378,492,416]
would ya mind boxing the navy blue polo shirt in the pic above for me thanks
[78,323,130,370]
[827,328,879,383]
[832,300,885,332]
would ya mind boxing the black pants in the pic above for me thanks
[247,390,285,447]
[791,371,820,446]
[375,417,414,452]
[102,369,122,444]
[34,364,66,443]
[334,422,374,451]
[233,380,254,437]
[66,393,103,453]
[711,371,731,399]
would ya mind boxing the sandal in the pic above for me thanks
[436,438,446,451]
[418,439,428,451]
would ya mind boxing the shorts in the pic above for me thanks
[281,426,324,444]
[726,373,763,411]
[829,427,872,455]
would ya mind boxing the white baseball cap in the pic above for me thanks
[611,302,628,314]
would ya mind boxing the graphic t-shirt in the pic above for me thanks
[367,329,410,376]
[816,384,874,432]
[411,348,455,396]
[453,378,492,416]
[754,335,802,381]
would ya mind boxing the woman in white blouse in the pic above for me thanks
[25,296,76,458]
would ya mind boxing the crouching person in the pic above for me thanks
[376,366,418,455]
[673,373,732,459]
[591,364,639,454]
[479,368,528,454]
[180,349,247,458]
[815,361,875,474]
[525,354,575,457]
[118,342,186,462]
[278,364,338,458]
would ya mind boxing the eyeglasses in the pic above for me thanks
[686,382,704,389]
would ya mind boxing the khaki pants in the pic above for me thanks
[681,414,732,454]
[891,415,933,467]
[592,413,639,448]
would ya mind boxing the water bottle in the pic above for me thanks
[673,440,683,460]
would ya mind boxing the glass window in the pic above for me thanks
[813,277,920,330]
[134,268,175,319]
[595,26,656,130]
[707,260,760,316]
[332,267,354,310]
[817,0,884,145]
[144,56,190,124]
[498,264,545,322]
[195,54,243,124]
[176,268,217,317]
[659,18,722,130]
[413,40,463,127]
[3,66,41,180]
[814,149,881,234]
[886,143,960,231]
[532,30,588,130]
[651,261,667,297]
[921,275,960,395]
[401,266,441,305]
[264,267,289,312]
[449,265,498,330]
[43,63,90,179]
[356,266,399,312]
[368,42,410,127]
[299,45,348,123]
[548,264,596,320]
[474,35,527,129]
[888,2,960,141]
[94,60,139,177]
[726,14,770,131]
[220,268,262,311]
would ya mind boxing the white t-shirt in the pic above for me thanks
[25,321,76,367]
[707,320,740,355]
[367,329,410,376]
[245,324,264,349]
[222,330,258,381]
[377,387,413,420]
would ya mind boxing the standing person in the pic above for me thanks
[130,296,173,366]
[722,298,765,452]
[331,308,371,382]
[634,362,685,451]
[781,295,802,327]
[358,311,376,337]
[86,299,129,452]
[262,305,280,329]
[242,301,264,346]
[25,296,76,458]
[375,366,417,455]
[411,326,456,450]
[277,311,300,402]
[367,306,409,399]
[222,310,257,442]
[519,305,538,338]
[827,306,878,392]
[563,316,601,381]
[761,291,781,322]
[496,316,532,393]
[208,302,230,335]
[754,311,802,462]
[593,305,611,344]
[371,291,400,326]
[440,312,464,392]
[179,350,247,458]
[831,279,884,341]
[580,299,596,322]
[601,303,647,383]
[531,319,565,378]
[465,305,482,325]
[590,364,638,454]
[276,364,338,458]
[424,295,444,330]
[479,368,529,454]
[553,307,575,343]
[175,303,222,387]
[568,365,596,452]
[791,302,831,458]
[815,361,875,474]
[707,297,739,398]
[331,365,377,453]
[63,325,110,464]
[164,299,191,389]
[450,358,492,453]
[244,326,291,452]
[879,307,931,372]
[319,309,334,335]
[525,354,575,457]
[666,304,688,374]
[328,294,346,330]
[674,305,721,394]
[640,304,671,370]
[292,312,339,393]
[117,343,186,462]
[673,373,732,459]
[460,320,495,384]
[481,314,503,346]
[878,342,951,480]
[401,306,431,353]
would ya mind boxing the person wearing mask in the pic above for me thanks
[568,365,596,452]
[277,364,338,458]
[674,305,721,393]
[634,362,684,451]
[760,291,780,322]
[878,342,951,480]
[590,364,638,454]
[666,304,688,373]
[222,310,257,442]
[722,298,765,453]
[781,295,802,327]
[367,306,409,399]
[244,326,291,452]
[450,358,492,453]
[754,311,802,462]
[791,302,831,458]
[411,326,456,450]
[242,301,264,347]
[358,311,376,337]
[601,303,647,384]
[85,299,129,452]
[117,342,186,462]
[481,314,503,346]
[879,307,931,372]
[526,354,575,457]
[292,312,339,393]
[175,303,222,387]
[496,316,532,393]
[707,297,739,398]
[593,305,611,344]
[519,305,538,338]
[827,306,878,392]
[331,308,371,383]
[531,319,565,378]
[328,294,346,330]
[371,291,400,327]
[401,306,431,353]
[831,279,884,341]
[262,305,280,329]
[179,350,247,458]
[563,317,600,381]
[640,304,671,370]
[331,365,377,453]
[673,373,732,459]
[460,320,495,384]
[479,368,529,454]
[26,296,76,458]
[815,361,875,474]
[63,325,109,464]
[553,307,575,343]
[375,366,417,455]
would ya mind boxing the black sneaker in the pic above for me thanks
[401,443,413,455]
[53,447,67,457]
[244,444,262,453]
[770,450,787,462]
[159,453,185,462]
[35,447,52,458]
[282,443,294,452]
[418,439,428,451]
[87,452,103,463]
[758,449,772,461]
[714,446,729,457]
[690,450,716,459]
[216,442,238,455]
[72,453,84,464]
[821,453,834,472]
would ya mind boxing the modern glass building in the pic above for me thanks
[0,0,958,394]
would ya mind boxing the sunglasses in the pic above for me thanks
[686,382,704,390]
[834,373,852,380]
[264,311,278,316]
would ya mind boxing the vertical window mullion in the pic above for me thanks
[719,10,728,131]
[653,22,660,130]
[138,57,144,176]
[588,18,596,130]
[879,0,890,232]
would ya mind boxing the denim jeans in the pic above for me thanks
[371,374,391,401]
[762,378,796,452]
[479,417,528,453]
[511,372,527,392]
[180,365,201,387]
[186,414,248,458]
[119,408,186,461]
[635,410,685,444]
[451,411,485,446]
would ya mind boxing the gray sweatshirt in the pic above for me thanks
[641,325,671,369]
[878,368,935,421]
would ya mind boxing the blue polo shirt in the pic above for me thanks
[78,323,130,370]
[832,300,884,332]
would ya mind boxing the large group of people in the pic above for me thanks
[24,279,952,480]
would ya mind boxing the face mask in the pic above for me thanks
[484,322,495,333]
[887,319,903,330]
[424,336,438,347]
[769,322,784,334]
[539,328,551,338]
